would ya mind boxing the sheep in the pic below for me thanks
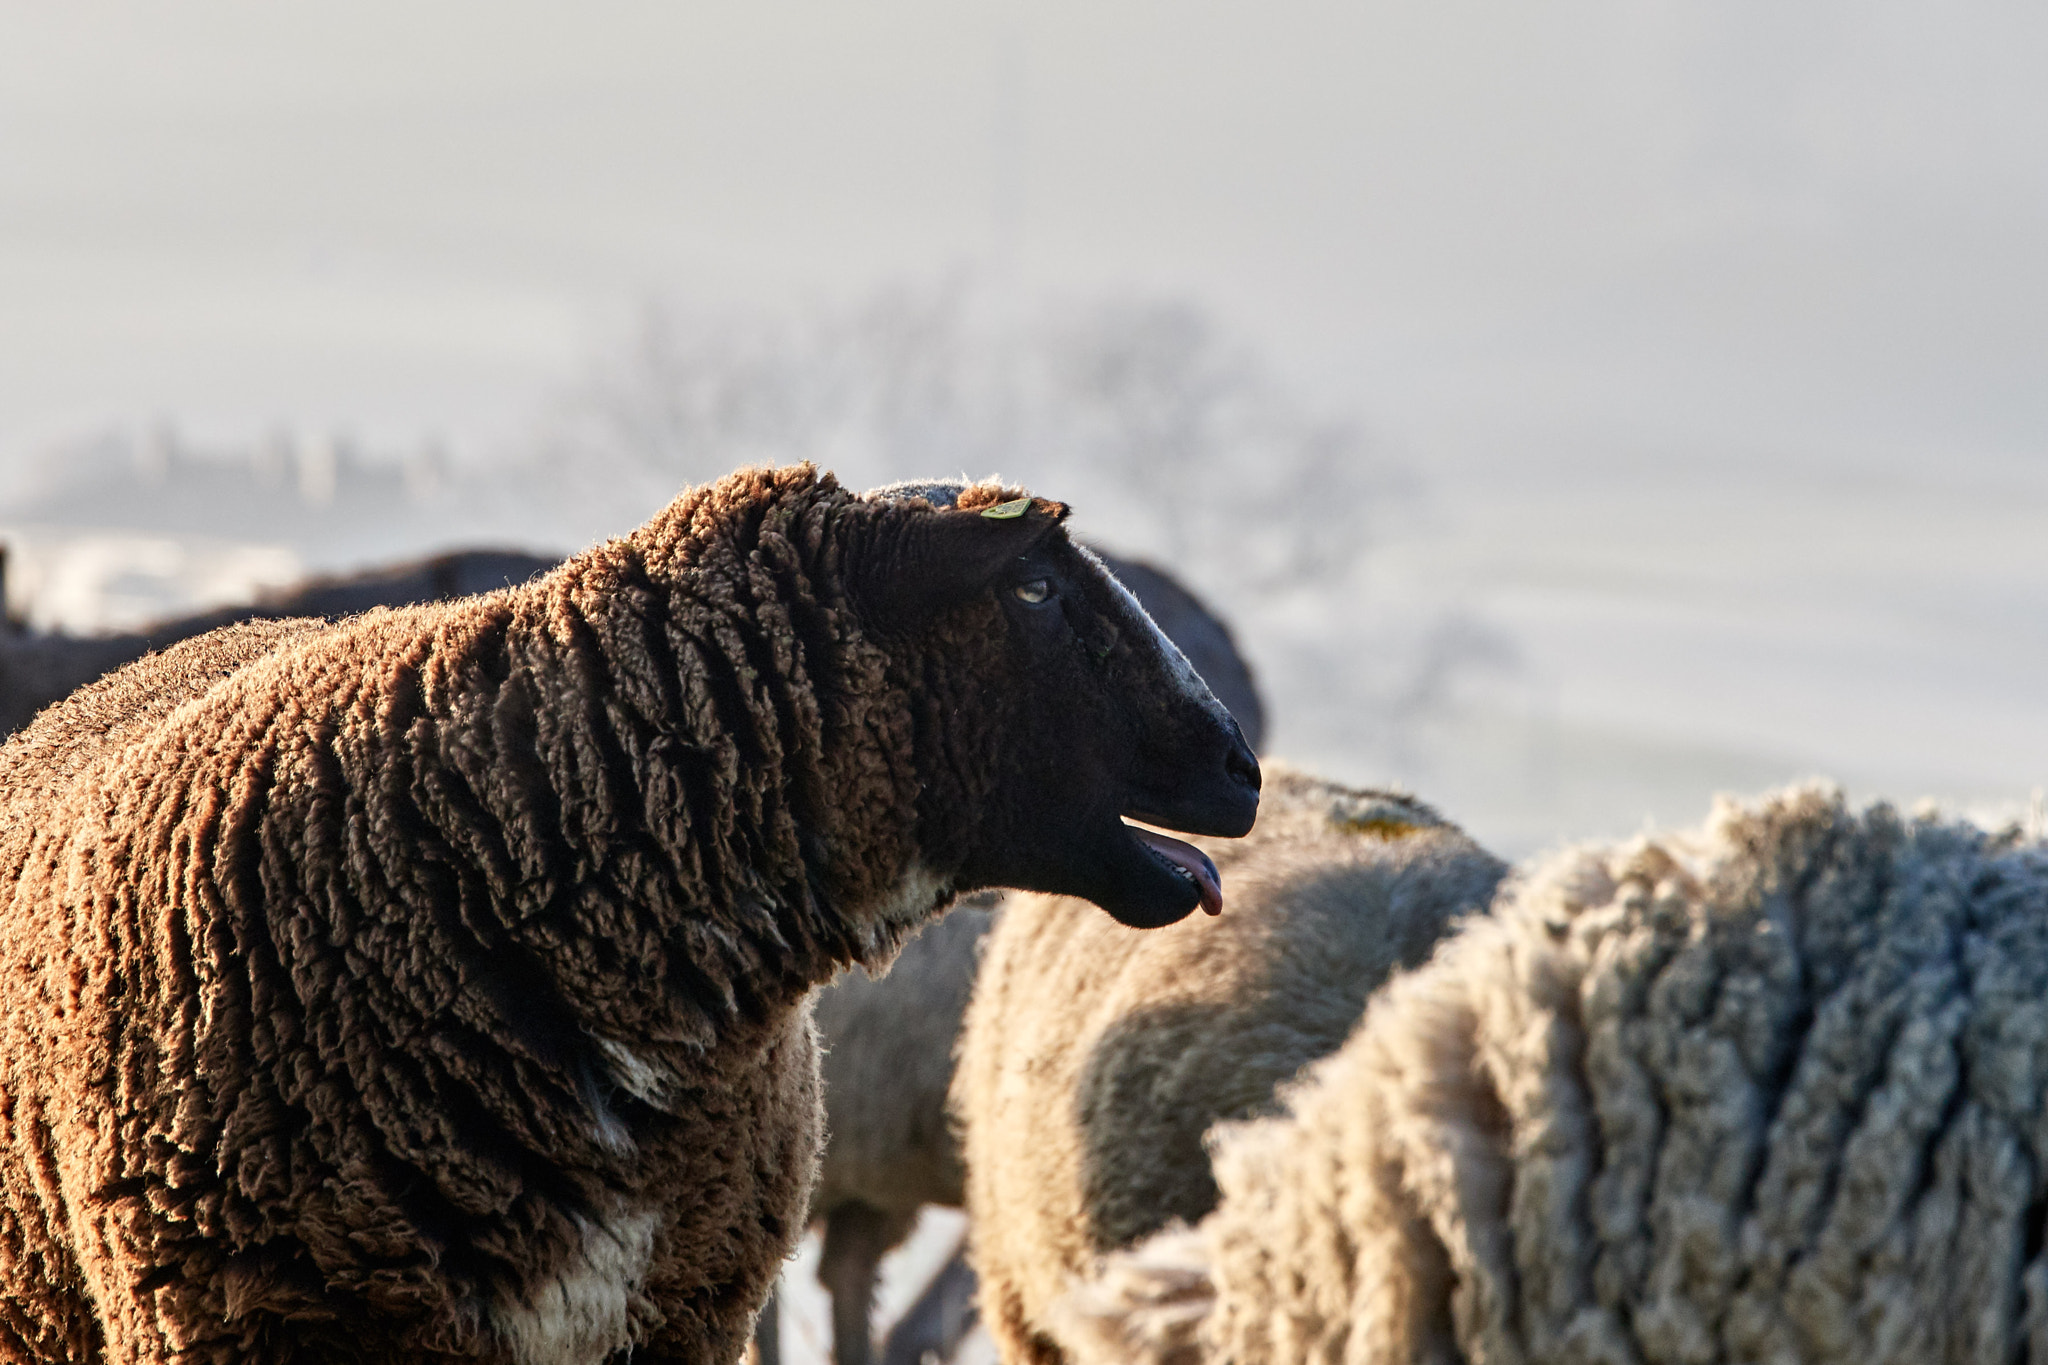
[793,902,995,1365]
[756,549,1267,1365]
[953,765,1506,1365]
[1057,783,2048,1365]
[0,548,561,737]
[0,464,1260,1365]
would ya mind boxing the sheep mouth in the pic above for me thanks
[1124,821,1224,916]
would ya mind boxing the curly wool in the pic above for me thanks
[957,765,1506,1365]
[0,466,1072,1365]
[1061,784,2048,1365]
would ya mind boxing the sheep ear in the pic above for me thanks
[852,500,1069,631]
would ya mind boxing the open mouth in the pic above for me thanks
[1124,821,1224,915]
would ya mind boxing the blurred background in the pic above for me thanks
[5,3,2044,1357]
[6,1,2046,857]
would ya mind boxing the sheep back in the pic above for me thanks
[0,550,561,740]
[1070,784,2048,1365]
[0,472,879,1363]
[956,765,1505,1364]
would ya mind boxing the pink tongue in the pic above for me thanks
[1130,827,1224,916]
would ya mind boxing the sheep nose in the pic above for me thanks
[1125,712,1261,839]
[1198,725,1260,838]
[1225,733,1260,794]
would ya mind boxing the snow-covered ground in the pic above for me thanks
[767,1212,995,1365]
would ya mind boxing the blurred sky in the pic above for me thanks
[2,0,2045,847]
[7,1,2045,461]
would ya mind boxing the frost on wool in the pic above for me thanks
[1061,784,2048,1365]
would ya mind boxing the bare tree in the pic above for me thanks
[1032,298,1402,593]
[528,282,1507,777]
[542,285,1402,595]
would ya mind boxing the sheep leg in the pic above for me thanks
[983,1274,1069,1365]
[819,1202,900,1365]
[878,1246,980,1365]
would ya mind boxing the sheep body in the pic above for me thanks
[1061,784,2048,1365]
[956,766,1506,1364]
[0,466,1255,1365]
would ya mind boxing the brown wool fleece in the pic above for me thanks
[954,765,1507,1365]
[0,466,1091,1365]
[1060,785,2048,1365]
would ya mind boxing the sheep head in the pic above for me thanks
[851,478,1260,929]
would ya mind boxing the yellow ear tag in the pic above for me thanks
[980,497,1032,520]
[1341,816,1421,840]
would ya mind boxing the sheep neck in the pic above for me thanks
[409,477,936,1051]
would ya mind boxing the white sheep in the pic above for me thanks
[1059,784,2048,1365]
[954,766,1505,1364]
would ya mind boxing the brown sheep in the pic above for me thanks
[953,766,1505,1365]
[1056,786,2048,1365]
[757,549,1268,1365]
[0,465,1259,1365]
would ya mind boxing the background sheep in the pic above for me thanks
[799,904,995,1365]
[0,547,560,736]
[955,766,1505,1365]
[1061,784,2048,1365]
[756,546,1267,1365]
[0,465,1259,1365]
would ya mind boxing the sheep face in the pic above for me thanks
[855,481,1260,929]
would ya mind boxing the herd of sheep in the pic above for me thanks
[0,462,2041,1365]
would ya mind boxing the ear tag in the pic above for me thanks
[980,497,1032,520]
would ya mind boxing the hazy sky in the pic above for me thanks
[3,1,2044,843]
[4,0,2044,468]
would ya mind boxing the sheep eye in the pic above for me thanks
[1012,579,1053,605]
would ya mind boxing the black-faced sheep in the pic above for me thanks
[0,465,1259,1365]
[953,766,1505,1365]
[757,549,1267,1365]
[1058,784,2048,1365]
[0,548,561,737]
